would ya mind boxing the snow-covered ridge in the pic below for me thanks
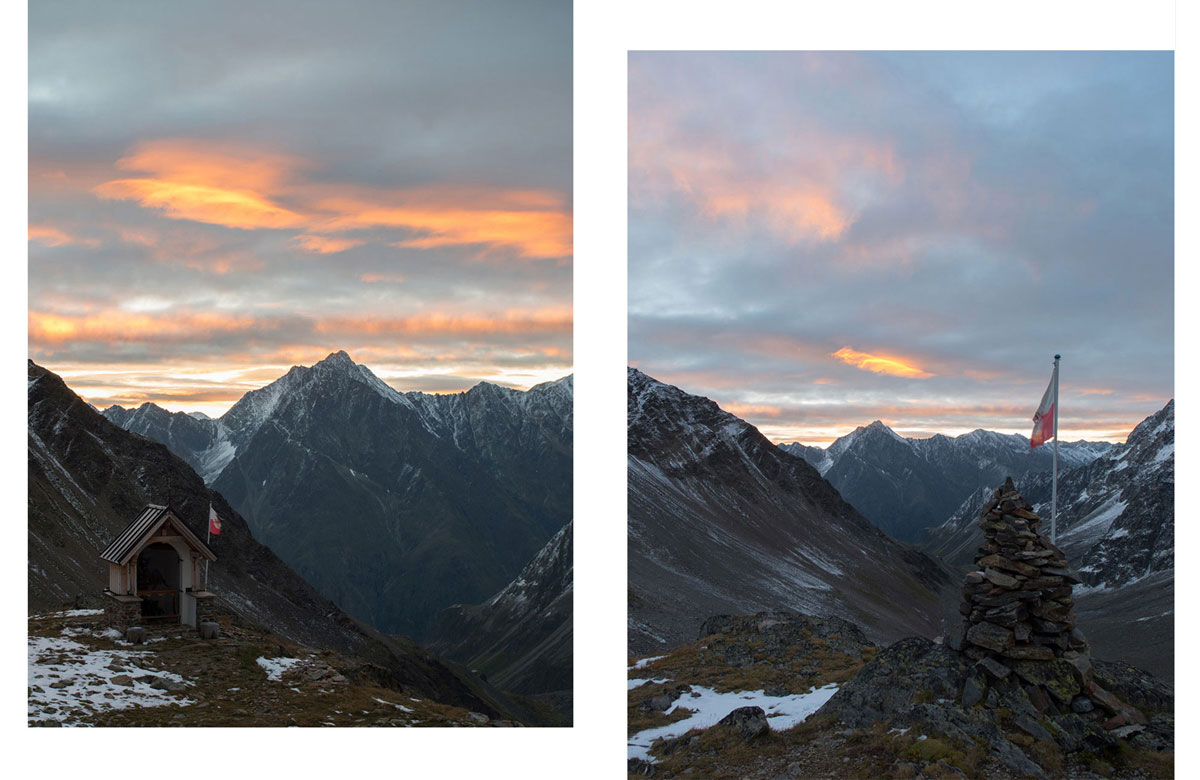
[103,351,574,485]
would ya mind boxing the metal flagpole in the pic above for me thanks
[205,503,211,590]
[1051,354,1060,544]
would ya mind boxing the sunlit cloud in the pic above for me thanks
[314,308,572,337]
[831,347,934,379]
[28,223,100,248]
[90,138,572,259]
[721,401,782,419]
[290,234,365,254]
[30,309,264,344]
[360,273,406,284]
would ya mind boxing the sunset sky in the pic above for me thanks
[629,51,1173,445]
[29,0,571,415]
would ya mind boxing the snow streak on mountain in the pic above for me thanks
[627,369,955,656]
[102,351,573,644]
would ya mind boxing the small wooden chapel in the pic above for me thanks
[100,504,217,632]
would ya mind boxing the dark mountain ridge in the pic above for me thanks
[101,351,573,641]
[627,368,957,656]
[28,359,540,722]
[780,421,1111,543]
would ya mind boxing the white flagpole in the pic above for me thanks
[205,503,211,590]
[1051,355,1060,544]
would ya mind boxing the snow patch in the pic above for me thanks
[627,683,839,762]
[256,656,304,681]
[28,634,193,724]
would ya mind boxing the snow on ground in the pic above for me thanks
[628,683,839,762]
[372,696,415,713]
[256,656,304,681]
[629,677,672,690]
[629,655,666,670]
[28,634,193,725]
[31,609,104,620]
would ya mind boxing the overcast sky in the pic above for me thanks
[629,51,1172,445]
[29,0,571,414]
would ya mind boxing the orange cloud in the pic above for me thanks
[361,273,406,283]
[315,309,572,337]
[30,310,261,344]
[722,401,782,418]
[28,224,100,248]
[832,347,934,379]
[290,235,365,254]
[90,139,572,259]
[629,92,901,245]
[314,194,572,259]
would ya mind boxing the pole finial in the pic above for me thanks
[1054,354,1061,360]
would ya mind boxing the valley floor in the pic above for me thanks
[27,610,517,727]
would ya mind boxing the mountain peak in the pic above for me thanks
[314,350,357,370]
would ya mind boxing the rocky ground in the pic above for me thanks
[28,610,525,727]
[627,612,1173,779]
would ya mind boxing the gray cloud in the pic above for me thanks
[629,52,1172,443]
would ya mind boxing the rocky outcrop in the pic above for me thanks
[818,481,1171,776]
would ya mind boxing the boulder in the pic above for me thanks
[717,706,768,741]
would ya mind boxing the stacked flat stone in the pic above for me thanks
[950,479,1150,735]
[956,477,1087,662]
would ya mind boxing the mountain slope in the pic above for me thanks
[28,360,539,722]
[925,400,1173,586]
[923,400,1174,678]
[102,351,573,641]
[429,521,572,709]
[780,423,1110,542]
[627,369,956,656]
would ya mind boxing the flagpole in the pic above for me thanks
[1051,354,1060,544]
[205,503,211,590]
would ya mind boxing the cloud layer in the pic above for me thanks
[629,52,1172,444]
[30,0,572,411]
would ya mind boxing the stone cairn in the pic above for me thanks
[950,478,1148,733]
[955,477,1086,662]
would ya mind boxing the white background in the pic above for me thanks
[3,1,1190,777]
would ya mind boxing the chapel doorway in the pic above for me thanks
[137,542,181,623]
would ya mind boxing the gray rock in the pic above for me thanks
[976,656,1010,680]
[717,706,768,741]
[198,621,220,639]
[465,711,490,724]
[1013,713,1053,742]
[1070,695,1094,714]
[110,674,134,687]
[150,677,187,692]
[961,673,986,708]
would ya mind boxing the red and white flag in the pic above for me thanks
[208,503,222,536]
[1030,364,1058,450]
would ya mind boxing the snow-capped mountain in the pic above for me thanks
[627,369,956,656]
[102,351,573,646]
[429,521,572,714]
[922,400,1173,679]
[779,422,1111,542]
[925,400,1173,588]
[28,360,539,722]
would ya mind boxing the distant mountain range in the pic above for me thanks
[923,399,1174,678]
[780,422,1111,543]
[28,359,540,722]
[627,369,956,656]
[924,400,1173,586]
[102,351,573,643]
